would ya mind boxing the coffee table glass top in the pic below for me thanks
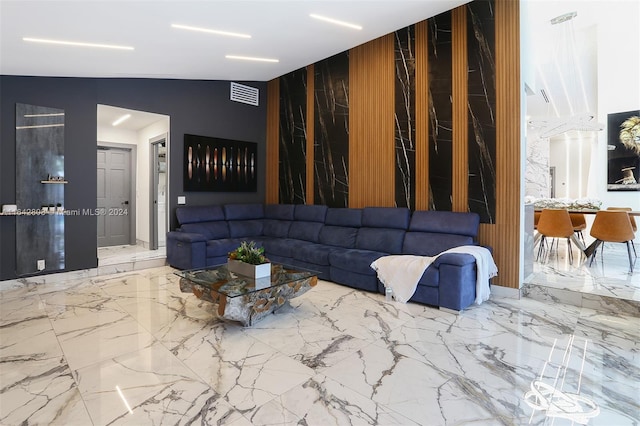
[175,263,317,298]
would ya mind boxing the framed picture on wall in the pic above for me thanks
[607,110,640,191]
[183,134,257,192]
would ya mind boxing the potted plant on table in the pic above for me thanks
[227,241,271,278]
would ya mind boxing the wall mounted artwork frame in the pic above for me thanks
[607,110,640,191]
[183,134,257,192]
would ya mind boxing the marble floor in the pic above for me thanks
[1,263,639,425]
[524,238,639,315]
[96,244,167,275]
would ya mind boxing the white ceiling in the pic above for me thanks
[1,0,469,82]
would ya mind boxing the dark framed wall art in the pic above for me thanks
[183,134,257,192]
[607,110,640,191]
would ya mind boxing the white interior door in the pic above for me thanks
[97,147,132,247]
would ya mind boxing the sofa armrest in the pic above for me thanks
[167,231,208,243]
[432,253,476,268]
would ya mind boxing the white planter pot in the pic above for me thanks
[227,258,271,279]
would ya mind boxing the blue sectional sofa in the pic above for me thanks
[166,203,483,311]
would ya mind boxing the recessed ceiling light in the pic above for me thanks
[309,14,362,30]
[23,37,134,50]
[172,24,251,39]
[225,55,279,63]
[112,114,131,126]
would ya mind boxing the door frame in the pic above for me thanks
[97,141,137,245]
[149,133,169,250]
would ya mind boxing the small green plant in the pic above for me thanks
[228,241,268,265]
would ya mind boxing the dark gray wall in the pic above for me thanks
[0,76,267,280]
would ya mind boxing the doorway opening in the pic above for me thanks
[96,105,170,264]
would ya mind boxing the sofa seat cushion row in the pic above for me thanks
[167,203,484,310]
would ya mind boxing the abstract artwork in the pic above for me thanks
[607,110,640,191]
[183,134,257,192]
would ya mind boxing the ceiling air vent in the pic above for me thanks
[230,82,259,106]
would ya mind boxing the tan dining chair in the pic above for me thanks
[589,210,636,272]
[569,213,587,245]
[607,207,637,257]
[536,209,575,264]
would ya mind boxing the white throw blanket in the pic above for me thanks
[370,245,497,305]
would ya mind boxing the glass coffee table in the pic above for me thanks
[176,263,318,326]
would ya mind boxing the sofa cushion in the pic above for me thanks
[288,221,323,242]
[361,207,410,229]
[297,243,334,266]
[294,204,328,222]
[206,238,245,257]
[228,220,263,238]
[325,208,362,227]
[262,219,292,238]
[409,210,479,239]
[356,228,405,254]
[176,205,225,225]
[223,203,265,220]
[403,232,475,257]
[180,221,229,240]
[265,204,295,220]
[329,248,386,275]
[260,237,295,258]
[319,226,358,248]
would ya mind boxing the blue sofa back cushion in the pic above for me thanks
[176,205,225,225]
[180,221,229,239]
[262,219,292,238]
[294,204,328,223]
[325,208,362,227]
[228,220,264,238]
[289,221,324,242]
[319,225,358,248]
[356,228,405,254]
[403,232,475,257]
[362,207,410,229]
[223,203,265,220]
[265,204,295,220]
[409,210,480,238]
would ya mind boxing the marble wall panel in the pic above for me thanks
[314,52,350,208]
[427,12,454,211]
[525,132,550,198]
[394,26,416,209]
[279,68,308,204]
[467,0,497,223]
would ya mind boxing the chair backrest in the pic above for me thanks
[537,209,574,238]
[591,211,635,243]
[607,207,637,232]
[569,213,586,231]
[534,211,541,229]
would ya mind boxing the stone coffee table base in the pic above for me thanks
[180,275,318,326]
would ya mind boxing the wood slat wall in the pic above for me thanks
[479,0,521,288]
[348,34,396,208]
[266,0,521,288]
[306,65,315,204]
[266,79,279,204]
[451,6,468,213]
[415,21,429,211]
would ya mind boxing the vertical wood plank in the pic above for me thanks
[266,78,279,204]
[415,20,429,211]
[451,6,468,212]
[349,34,396,208]
[306,65,315,204]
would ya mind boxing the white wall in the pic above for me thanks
[588,1,640,211]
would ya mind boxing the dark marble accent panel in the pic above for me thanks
[427,12,453,211]
[15,103,65,275]
[467,0,496,223]
[314,52,349,208]
[394,26,416,209]
[279,68,308,204]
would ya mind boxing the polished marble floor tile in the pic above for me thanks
[1,264,639,425]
